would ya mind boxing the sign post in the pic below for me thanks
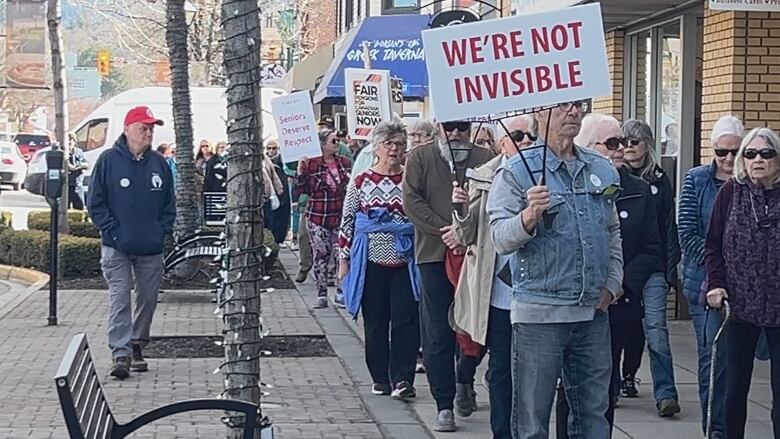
[344,68,392,140]
[270,91,322,163]
[421,3,611,121]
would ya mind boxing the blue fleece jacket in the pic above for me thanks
[88,134,176,255]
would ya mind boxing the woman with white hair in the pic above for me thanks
[338,120,421,400]
[555,114,663,437]
[407,119,437,149]
[677,115,743,437]
[619,119,682,418]
[705,127,780,438]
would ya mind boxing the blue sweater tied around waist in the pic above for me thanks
[342,208,421,318]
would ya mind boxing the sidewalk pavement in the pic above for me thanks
[280,248,775,439]
[0,247,773,438]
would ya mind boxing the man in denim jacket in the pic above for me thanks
[487,101,623,439]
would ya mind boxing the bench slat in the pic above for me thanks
[69,347,92,393]
[73,357,95,412]
[101,413,112,439]
[67,344,90,384]
[84,389,105,439]
[78,373,99,429]
[87,396,110,439]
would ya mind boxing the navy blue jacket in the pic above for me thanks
[678,161,723,305]
[88,135,176,255]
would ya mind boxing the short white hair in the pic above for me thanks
[500,114,537,137]
[711,115,745,147]
[734,127,780,185]
[575,113,621,147]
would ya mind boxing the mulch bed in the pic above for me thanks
[144,335,336,358]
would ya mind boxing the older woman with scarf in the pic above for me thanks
[619,119,682,418]
[338,120,421,400]
[294,130,352,309]
[448,114,535,439]
[706,127,780,439]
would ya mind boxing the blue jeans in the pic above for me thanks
[511,312,611,439]
[689,301,726,435]
[486,307,512,439]
[642,272,679,402]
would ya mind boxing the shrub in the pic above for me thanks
[27,213,100,239]
[27,210,87,225]
[0,229,101,279]
[0,211,12,231]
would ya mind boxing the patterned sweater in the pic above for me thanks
[339,169,409,265]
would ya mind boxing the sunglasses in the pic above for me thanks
[714,149,739,158]
[743,148,778,160]
[598,137,640,151]
[558,101,590,113]
[509,130,537,143]
[442,121,471,132]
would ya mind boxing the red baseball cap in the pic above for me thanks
[124,106,164,127]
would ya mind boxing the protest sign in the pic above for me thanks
[421,3,610,122]
[271,91,322,163]
[345,68,392,140]
[709,0,780,11]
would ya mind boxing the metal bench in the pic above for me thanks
[54,333,263,439]
[163,230,224,281]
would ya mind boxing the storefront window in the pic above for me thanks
[660,21,681,158]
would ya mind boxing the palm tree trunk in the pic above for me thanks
[221,0,265,437]
[47,0,70,233]
[166,0,199,249]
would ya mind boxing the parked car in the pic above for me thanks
[0,132,15,142]
[0,140,28,190]
[13,132,52,162]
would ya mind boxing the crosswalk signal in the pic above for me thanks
[97,51,111,76]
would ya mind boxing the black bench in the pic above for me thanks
[163,230,224,281]
[55,333,262,439]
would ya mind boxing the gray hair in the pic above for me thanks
[734,127,780,185]
[711,115,745,147]
[406,119,436,137]
[500,114,537,137]
[371,119,407,146]
[574,113,620,148]
[622,118,660,180]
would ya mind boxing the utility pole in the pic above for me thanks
[47,0,70,233]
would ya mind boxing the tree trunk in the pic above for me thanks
[166,0,200,276]
[47,0,70,234]
[221,0,265,438]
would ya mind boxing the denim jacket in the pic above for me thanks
[488,143,623,309]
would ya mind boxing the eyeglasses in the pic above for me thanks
[509,130,537,143]
[410,132,431,138]
[381,140,405,150]
[713,148,739,158]
[442,121,471,132]
[475,138,494,147]
[743,148,778,160]
[558,101,590,113]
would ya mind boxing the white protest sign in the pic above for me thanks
[390,77,404,116]
[271,91,322,163]
[421,3,611,122]
[709,0,780,10]
[345,68,392,140]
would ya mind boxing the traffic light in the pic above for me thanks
[97,51,111,76]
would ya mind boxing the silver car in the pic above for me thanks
[0,140,28,190]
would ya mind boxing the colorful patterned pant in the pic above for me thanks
[306,218,339,297]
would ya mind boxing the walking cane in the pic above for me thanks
[706,299,731,439]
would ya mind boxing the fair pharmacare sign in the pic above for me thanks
[710,0,780,11]
[271,91,322,163]
[421,3,610,121]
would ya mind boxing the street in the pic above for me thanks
[0,187,49,230]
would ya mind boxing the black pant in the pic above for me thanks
[725,320,780,439]
[486,306,512,439]
[263,203,291,244]
[456,345,487,384]
[419,262,457,411]
[68,185,84,210]
[555,319,639,439]
[621,319,645,378]
[362,262,420,386]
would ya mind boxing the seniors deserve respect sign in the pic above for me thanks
[345,68,393,140]
[421,3,611,122]
[271,91,323,163]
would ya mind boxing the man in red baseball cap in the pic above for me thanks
[88,105,175,379]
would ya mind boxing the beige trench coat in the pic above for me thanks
[448,155,503,346]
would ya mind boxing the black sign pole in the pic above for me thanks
[48,199,59,326]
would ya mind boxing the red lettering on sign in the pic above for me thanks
[451,61,585,102]
[491,33,510,60]
[568,22,583,48]
[464,76,482,102]
[568,60,583,86]
[553,64,567,90]
[535,66,552,92]
[469,36,485,63]
[510,70,525,95]
[509,31,525,57]
[551,25,568,51]
[455,77,464,103]
[441,39,468,66]
[531,27,549,54]
[530,21,584,54]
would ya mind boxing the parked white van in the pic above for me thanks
[25,86,286,194]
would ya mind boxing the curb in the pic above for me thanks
[0,264,50,288]
[0,264,50,321]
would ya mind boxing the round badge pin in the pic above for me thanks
[590,174,602,187]
[620,211,629,219]
[651,185,659,195]
[120,178,130,188]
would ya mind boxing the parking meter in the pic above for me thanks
[44,148,65,326]
[45,149,65,202]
